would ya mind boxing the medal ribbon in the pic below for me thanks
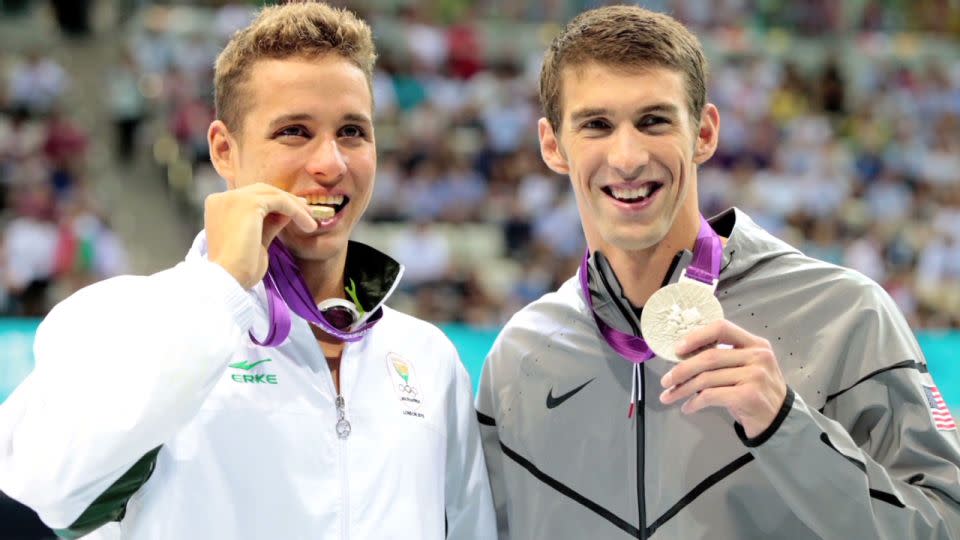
[578,215,724,364]
[249,241,383,347]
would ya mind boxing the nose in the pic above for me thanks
[305,138,347,181]
[607,127,649,180]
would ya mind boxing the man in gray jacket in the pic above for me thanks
[476,5,960,539]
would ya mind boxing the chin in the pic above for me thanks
[604,226,668,252]
[283,233,345,259]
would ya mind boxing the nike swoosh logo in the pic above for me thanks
[228,359,272,371]
[546,378,595,409]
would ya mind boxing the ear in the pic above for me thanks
[208,120,239,189]
[692,103,720,165]
[538,117,570,175]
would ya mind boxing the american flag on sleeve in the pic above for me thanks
[922,384,957,431]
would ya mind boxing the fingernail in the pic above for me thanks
[661,371,672,388]
[659,389,670,403]
[674,339,687,354]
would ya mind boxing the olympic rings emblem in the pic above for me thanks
[398,383,418,396]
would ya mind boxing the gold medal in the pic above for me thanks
[310,205,335,220]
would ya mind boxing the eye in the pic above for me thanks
[338,124,367,139]
[275,125,311,139]
[581,118,612,131]
[639,115,670,128]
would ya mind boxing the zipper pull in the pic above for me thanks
[335,394,352,440]
[627,364,642,419]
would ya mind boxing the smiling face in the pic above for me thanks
[209,53,375,264]
[539,62,718,256]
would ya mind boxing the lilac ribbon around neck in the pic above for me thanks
[249,241,383,347]
[579,215,724,364]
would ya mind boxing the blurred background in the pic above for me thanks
[0,0,958,536]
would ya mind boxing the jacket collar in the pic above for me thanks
[187,232,404,331]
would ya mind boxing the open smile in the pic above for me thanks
[602,181,664,207]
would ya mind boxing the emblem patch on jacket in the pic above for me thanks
[922,384,956,431]
[387,353,424,417]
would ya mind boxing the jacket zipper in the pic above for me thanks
[636,365,647,540]
[335,394,351,439]
[335,394,351,538]
[339,422,349,540]
[328,348,351,539]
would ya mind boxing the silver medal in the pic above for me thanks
[640,279,724,363]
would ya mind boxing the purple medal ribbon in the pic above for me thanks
[578,215,724,363]
[249,241,383,347]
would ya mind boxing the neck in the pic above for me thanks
[297,250,348,306]
[600,210,701,309]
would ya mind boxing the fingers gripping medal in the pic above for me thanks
[640,269,724,363]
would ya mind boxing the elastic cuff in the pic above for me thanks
[735,387,796,448]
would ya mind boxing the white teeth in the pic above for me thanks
[306,195,344,205]
[610,183,655,201]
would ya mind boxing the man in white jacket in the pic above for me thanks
[0,3,496,539]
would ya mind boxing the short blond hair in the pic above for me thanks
[540,5,709,130]
[214,1,376,132]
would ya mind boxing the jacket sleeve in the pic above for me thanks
[0,259,255,530]
[475,331,515,540]
[444,345,497,539]
[739,284,960,539]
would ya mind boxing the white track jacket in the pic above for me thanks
[0,233,496,539]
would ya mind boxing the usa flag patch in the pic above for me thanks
[922,384,957,431]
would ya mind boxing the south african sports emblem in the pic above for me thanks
[387,353,423,415]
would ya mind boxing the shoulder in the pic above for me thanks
[753,251,922,374]
[772,250,901,316]
[489,276,589,364]
[378,306,455,349]
[724,215,899,320]
[38,273,156,331]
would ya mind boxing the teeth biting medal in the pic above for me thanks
[310,205,335,220]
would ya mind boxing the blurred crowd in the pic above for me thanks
[0,49,128,318]
[1,0,959,329]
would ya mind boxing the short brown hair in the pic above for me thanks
[539,5,709,130]
[214,1,376,132]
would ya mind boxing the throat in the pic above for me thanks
[326,352,342,394]
[606,249,678,308]
[296,255,348,305]
[314,327,346,393]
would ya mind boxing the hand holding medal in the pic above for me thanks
[658,318,788,439]
[582,215,788,435]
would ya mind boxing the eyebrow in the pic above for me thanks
[341,112,372,126]
[569,103,681,124]
[267,113,313,131]
[266,112,372,131]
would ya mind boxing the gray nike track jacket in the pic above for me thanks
[476,208,960,539]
